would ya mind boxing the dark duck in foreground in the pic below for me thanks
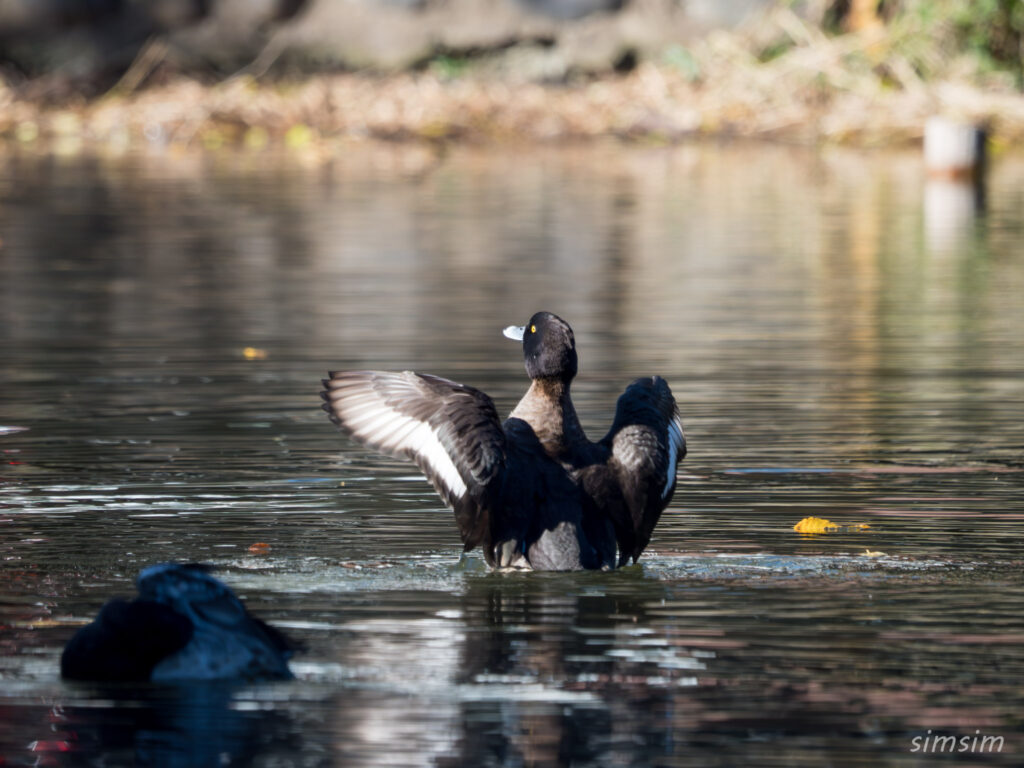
[321,311,686,571]
[61,563,300,682]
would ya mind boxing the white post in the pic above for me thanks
[923,117,986,254]
[923,116,986,180]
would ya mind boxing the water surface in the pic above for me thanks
[1,143,1023,766]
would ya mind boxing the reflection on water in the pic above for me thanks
[13,684,302,767]
[1,143,1023,765]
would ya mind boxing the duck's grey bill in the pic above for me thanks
[503,325,525,341]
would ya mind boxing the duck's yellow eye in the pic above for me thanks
[530,325,536,333]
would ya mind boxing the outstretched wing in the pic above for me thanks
[600,375,686,563]
[321,370,506,551]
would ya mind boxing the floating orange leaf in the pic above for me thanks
[248,541,271,554]
[793,517,872,534]
[793,517,838,534]
[242,346,268,360]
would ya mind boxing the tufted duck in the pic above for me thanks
[321,312,686,571]
[61,563,300,682]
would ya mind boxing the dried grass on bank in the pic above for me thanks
[1,8,1021,151]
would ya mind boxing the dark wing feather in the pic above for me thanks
[321,370,506,550]
[600,375,686,562]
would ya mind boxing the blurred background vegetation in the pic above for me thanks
[819,0,1023,86]
[0,0,1020,146]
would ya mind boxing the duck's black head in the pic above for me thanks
[503,311,578,382]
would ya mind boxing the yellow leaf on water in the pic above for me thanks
[793,517,872,534]
[793,516,838,534]
[862,549,887,557]
[242,346,268,360]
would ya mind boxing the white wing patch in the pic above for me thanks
[662,415,685,499]
[326,385,468,500]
